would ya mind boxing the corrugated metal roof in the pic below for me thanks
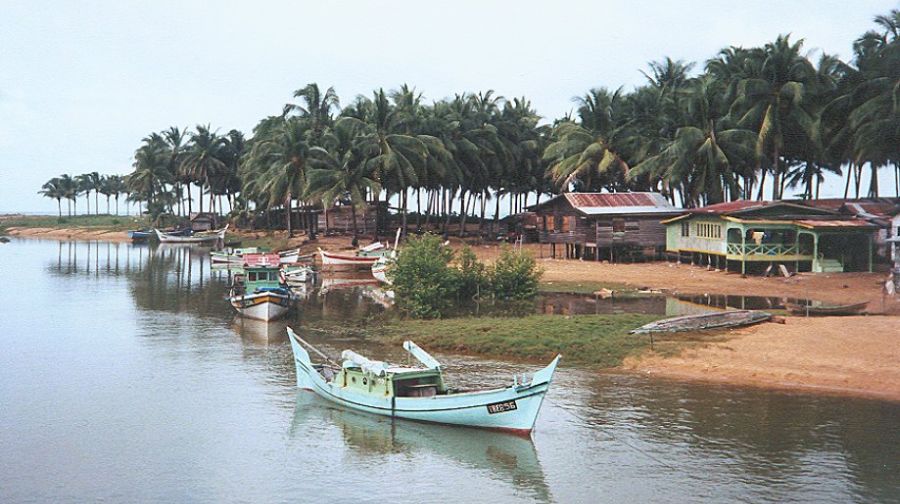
[562,192,681,215]
[794,219,876,229]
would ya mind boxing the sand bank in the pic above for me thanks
[624,316,900,402]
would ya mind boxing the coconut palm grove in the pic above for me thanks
[40,11,900,236]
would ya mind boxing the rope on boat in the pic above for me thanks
[545,398,679,471]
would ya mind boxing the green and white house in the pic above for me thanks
[662,201,877,274]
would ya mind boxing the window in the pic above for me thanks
[546,216,556,232]
[695,223,722,239]
[681,222,690,237]
[565,216,576,232]
[248,272,257,282]
[612,219,626,233]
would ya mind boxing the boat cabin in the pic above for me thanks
[233,266,284,295]
[663,201,878,274]
[333,365,448,398]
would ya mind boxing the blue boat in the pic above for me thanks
[287,328,559,435]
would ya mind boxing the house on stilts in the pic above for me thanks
[662,200,878,274]
[529,192,683,261]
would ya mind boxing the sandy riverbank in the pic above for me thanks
[4,226,136,242]
[624,316,900,402]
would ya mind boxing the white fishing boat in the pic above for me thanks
[211,246,262,264]
[287,328,560,434]
[229,262,293,322]
[283,264,315,283]
[319,242,391,269]
[155,225,228,244]
[278,248,302,264]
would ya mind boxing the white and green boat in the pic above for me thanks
[287,328,560,435]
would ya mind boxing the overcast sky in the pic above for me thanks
[1,0,897,213]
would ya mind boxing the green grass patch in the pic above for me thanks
[311,313,664,368]
[0,214,146,231]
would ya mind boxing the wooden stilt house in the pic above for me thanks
[663,200,878,274]
[529,192,682,261]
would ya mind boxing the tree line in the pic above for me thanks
[40,10,900,235]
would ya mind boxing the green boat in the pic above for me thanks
[287,328,560,435]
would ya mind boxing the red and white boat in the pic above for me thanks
[318,242,390,269]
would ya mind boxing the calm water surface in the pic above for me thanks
[0,239,898,503]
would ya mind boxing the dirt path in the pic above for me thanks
[623,316,900,402]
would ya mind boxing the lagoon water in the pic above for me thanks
[1,238,898,503]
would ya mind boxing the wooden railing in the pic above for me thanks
[726,243,806,256]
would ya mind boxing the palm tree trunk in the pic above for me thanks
[458,190,468,237]
[854,164,862,198]
[492,190,501,236]
[867,163,879,198]
[198,183,204,214]
[770,148,781,200]
[285,195,292,237]
[95,191,99,215]
[415,188,422,231]
[57,199,62,218]
[115,196,119,216]
[351,204,358,238]
[756,169,767,201]
[106,196,110,214]
[401,190,409,236]
[843,162,853,199]
[479,190,487,237]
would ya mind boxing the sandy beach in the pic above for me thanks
[624,316,900,402]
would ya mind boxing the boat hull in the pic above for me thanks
[287,328,558,433]
[155,226,227,244]
[230,292,291,321]
[318,248,381,268]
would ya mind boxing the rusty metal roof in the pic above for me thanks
[562,192,680,215]
[794,219,876,229]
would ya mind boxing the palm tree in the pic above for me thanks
[106,175,127,215]
[241,118,312,237]
[58,174,77,216]
[630,77,757,206]
[306,118,381,237]
[543,88,630,191]
[181,125,227,214]
[162,127,188,215]
[283,83,340,145]
[38,177,65,217]
[729,35,816,200]
[75,174,93,215]
[847,9,900,197]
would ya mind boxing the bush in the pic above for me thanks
[391,234,459,318]
[488,246,543,300]
[455,245,487,300]
[392,237,543,318]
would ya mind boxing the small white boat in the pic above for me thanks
[155,225,228,244]
[287,328,560,434]
[319,242,390,269]
[278,248,302,264]
[283,265,315,283]
[211,246,262,264]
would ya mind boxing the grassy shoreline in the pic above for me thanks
[308,313,684,367]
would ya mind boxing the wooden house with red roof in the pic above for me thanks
[663,200,878,274]
[528,192,682,261]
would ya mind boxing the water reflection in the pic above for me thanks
[0,238,896,503]
[290,392,553,503]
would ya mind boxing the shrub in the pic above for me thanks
[391,234,459,318]
[488,246,543,300]
[455,245,487,301]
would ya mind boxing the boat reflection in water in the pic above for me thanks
[231,317,291,346]
[289,392,552,502]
